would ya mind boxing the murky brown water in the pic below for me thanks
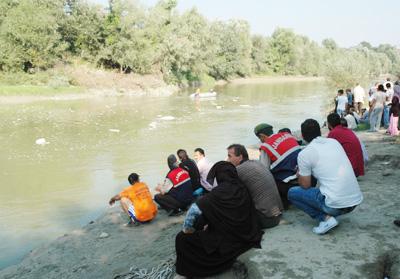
[0,80,328,269]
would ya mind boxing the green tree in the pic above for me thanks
[0,0,66,71]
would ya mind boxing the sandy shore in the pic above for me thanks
[0,131,399,279]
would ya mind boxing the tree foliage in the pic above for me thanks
[0,0,399,84]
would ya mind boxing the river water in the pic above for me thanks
[0,80,328,269]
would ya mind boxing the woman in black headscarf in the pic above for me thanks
[174,161,263,278]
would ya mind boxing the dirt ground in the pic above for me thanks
[0,131,399,279]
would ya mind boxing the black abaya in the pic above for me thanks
[175,161,263,277]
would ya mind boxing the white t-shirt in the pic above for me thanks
[336,95,348,111]
[297,137,363,208]
[371,91,385,108]
[196,157,215,191]
[385,89,394,105]
[354,85,366,103]
[344,114,357,130]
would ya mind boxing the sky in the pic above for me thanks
[90,0,400,48]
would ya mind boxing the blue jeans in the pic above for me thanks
[288,187,355,222]
[383,105,390,128]
[369,106,383,132]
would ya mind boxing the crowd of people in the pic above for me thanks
[334,78,400,136]
[107,78,400,278]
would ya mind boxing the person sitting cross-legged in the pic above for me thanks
[288,119,363,235]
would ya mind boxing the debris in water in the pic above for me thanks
[159,116,175,121]
[216,105,223,110]
[35,138,49,145]
[239,104,251,108]
[109,129,120,133]
[149,122,157,130]
[99,232,109,239]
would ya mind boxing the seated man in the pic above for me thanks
[177,149,202,194]
[155,154,193,216]
[193,147,216,192]
[254,123,301,209]
[288,119,363,235]
[109,173,158,225]
[327,113,364,177]
[227,144,283,229]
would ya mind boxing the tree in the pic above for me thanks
[0,0,66,71]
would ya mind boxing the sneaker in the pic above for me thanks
[125,219,140,227]
[394,219,400,227]
[312,217,338,235]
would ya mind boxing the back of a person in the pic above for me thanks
[167,167,193,205]
[180,159,201,191]
[344,114,357,130]
[336,95,347,111]
[262,132,301,181]
[237,160,283,217]
[354,85,365,102]
[328,126,364,176]
[302,137,362,208]
[373,91,385,108]
[124,182,158,222]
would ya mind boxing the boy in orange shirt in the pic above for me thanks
[109,173,158,225]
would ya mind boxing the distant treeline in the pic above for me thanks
[1,0,399,87]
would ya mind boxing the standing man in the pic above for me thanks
[353,83,366,114]
[327,113,364,177]
[227,144,283,229]
[254,123,301,209]
[288,119,363,235]
[193,148,215,192]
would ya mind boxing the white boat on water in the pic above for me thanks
[189,91,217,99]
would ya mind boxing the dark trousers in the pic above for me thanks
[154,193,184,212]
[256,210,281,229]
[276,176,317,210]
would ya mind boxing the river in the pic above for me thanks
[0,79,328,269]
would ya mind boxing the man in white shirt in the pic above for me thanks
[353,83,366,114]
[288,119,363,235]
[193,148,215,192]
[383,82,394,127]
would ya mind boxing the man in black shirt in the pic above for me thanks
[177,149,202,192]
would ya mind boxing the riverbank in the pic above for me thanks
[1,130,399,279]
[0,70,324,105]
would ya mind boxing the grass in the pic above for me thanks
[0,85,85,96]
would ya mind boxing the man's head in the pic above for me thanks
[386,82,391,89]
[377,84,385,92]
[193,147,205,162]
[128,173,140,185]
[167,154,178,170]
[254,123,273,142]
[227,144,249,167]
[278,128,292,134]
[338,89,344,95]
[177,149,188,161]
[346,88,351,93]
[301,119,321,143]
[327,113,341,130]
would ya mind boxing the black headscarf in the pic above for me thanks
[197,161,263,254]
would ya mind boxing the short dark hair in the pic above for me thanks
[128,173,139,184]
[301,119,321,143]
[338,89,344,94]
[227,144,249,160]
[340,117,348,127]
[386,82,391,89]
[278,128,292,134]
[377,84,386,92]
[327,113,341,128]
[194,148,205,156]
[346,88,351,93]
